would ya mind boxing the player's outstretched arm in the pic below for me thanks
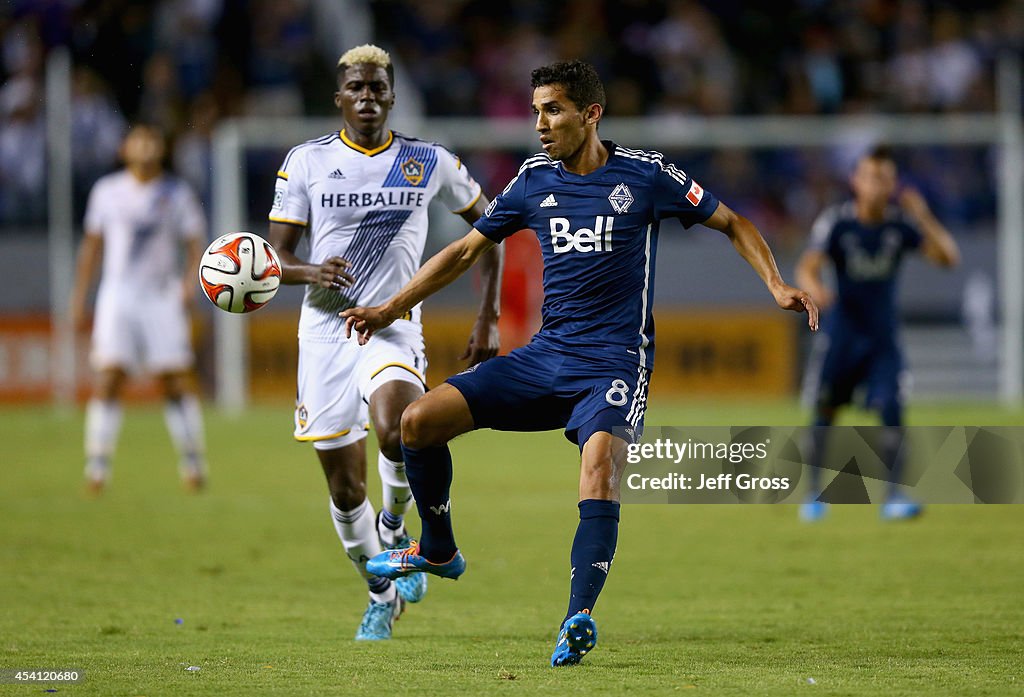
[342,229,497,345]
[70,233,103,331]
[899,187,961,268]
[458,196,504,365]
[703,201,819,332]
[268,221,355,290]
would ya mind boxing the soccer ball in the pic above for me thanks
[199,232,282,313]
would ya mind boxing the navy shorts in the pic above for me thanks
[445,342,650,449]
[811,332,905,411]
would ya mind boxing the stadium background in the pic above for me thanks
[1,2,1023,695]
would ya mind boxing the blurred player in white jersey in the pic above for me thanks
[267,45,503,641]
[71,124,208,494]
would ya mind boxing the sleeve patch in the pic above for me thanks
[686,181,704,206]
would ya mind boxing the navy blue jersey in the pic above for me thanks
[474,141,719,370]
[809,202,922,339]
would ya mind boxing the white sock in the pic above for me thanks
[369,581,397,605]
[84,398,122,480]
[164,395,207,474]
[329,498,384,583]
[378,452,412,516]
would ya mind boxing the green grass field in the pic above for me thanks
[2,400,1023,696]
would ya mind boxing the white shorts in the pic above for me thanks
[91,283,193,373]
[294,320,427,448]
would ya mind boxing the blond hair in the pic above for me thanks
[336,44,394,88]
[338,44,391,70]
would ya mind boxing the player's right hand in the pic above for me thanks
[317,256,355,291]
[340,305,395,345]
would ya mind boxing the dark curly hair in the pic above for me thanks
[530,60,606,112]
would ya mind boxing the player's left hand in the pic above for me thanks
[341,305,395,345]
[460,317,500,366]
[771,282,819,332]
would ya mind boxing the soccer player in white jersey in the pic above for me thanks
[71,124,208,494]
[267,45,503,641]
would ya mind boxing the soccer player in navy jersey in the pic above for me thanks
[796,146,960,522]
[343,60,818,666]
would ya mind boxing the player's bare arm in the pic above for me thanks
[458,195,504,365]
[268,220,355,289]
[704,201,819,331]
[70,233,103,331]
[342,229,496,344]
[898,187,961,267]
[795,248,835,310]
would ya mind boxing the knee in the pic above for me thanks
[375,418,403,462]
[400,399,436,450]
[329,477,367,511]
[159,373,188,401]
[95,369,125,400]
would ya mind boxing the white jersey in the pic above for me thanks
[269,130,482,342]
[84,170,206,291]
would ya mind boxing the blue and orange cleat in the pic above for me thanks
[551,611,597,667]
[366,542,466,580]
[375,514,429,604]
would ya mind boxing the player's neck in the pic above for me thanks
[342,126,391,153]
[560,136,608,176]
[127,164,162,183]
[855,199,886,224]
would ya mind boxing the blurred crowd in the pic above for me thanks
[1,0,1020,240]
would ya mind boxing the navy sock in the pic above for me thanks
[401,442,457,562]
[564,499,620,625]
[878,404,905,496]
[806,412,833,494]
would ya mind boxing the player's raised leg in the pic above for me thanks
[368,375,429,602]
[366,383,475,579]
[551,430,627,667]
[83,367,126,493]
[159,370,207,492]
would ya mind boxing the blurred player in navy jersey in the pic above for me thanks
[267,45,503,641]
[796,146,960,522]
[343,60,818,666]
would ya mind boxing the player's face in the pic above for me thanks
[851,157,898,207]
[121,127,165,168]
[335,64,394,135]
[532,85,589,162]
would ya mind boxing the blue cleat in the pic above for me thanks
[354,594,404,641]
[551,612,598,667]
[367,543,466,580]
[799,496,829,522]
[376,514,429,603]
[881,494,924,521]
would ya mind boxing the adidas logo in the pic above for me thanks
[591,561,610,574]
[540,193,558,208]
[328,168,346,179]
